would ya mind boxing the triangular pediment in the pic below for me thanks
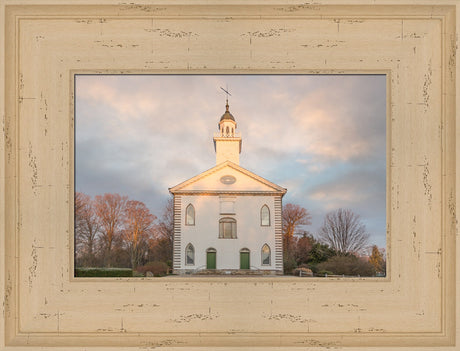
[169,161,287,194]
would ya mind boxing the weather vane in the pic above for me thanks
[220,86,231,106]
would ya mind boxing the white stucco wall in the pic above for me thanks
[215,138,240,165]
[179,194,278,271]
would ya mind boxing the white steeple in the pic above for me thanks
[213,99,242,165]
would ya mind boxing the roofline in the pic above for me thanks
[169,190,287,196]
[169,160,287,193]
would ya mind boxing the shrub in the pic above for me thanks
[306,264,319,274]
[136,261,169,277]
[132,270,145,277]
[316,255,376,276]
[283,256,297,275]
[75,267,133,277]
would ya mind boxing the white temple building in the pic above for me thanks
[169,100,286,275]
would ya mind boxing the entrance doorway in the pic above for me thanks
[206,248,216,269]
[240,248,250,269]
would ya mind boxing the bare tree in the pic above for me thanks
[149,197,174,264]
[318,208,370,255]
[123,200,156,269]
[94,193,128,267]
[157,197,174,243]
[75,192,100,266]
[74,191,86,259]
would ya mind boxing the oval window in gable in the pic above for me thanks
[220,175,236,184]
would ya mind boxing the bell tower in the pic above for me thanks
[213,99,242,165]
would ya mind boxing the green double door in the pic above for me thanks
[206,250,249,270]
[240,252,250,270]
[206,251,216,269]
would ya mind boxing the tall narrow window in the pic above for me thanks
[185,243,195,265]
[261,244,271,265]
[260,205,270,226]
[185,204,195,225]
[219,217,237,239]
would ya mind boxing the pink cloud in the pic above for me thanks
[76,77,159,119]
[310,189,368,210]
[292,91,371,161]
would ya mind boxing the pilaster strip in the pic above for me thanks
[274,196,283,271]
[173,195,182,271]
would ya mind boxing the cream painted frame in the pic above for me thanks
[0,1,458,349]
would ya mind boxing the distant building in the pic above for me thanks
[169,100,286,275]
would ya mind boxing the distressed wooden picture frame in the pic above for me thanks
[0,1,458,349]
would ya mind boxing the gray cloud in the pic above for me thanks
[75,74,386,248]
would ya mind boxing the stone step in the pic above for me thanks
[194,269,278,276]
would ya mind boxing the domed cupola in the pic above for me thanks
[220,102,235,122]
[218,102,237,137]
[213,100,242,165]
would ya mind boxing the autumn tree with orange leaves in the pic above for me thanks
[94,193,128,267]
[123,200,157,269]
[75,192,167,270]
[282,203,312,273]
[368,245,386,275]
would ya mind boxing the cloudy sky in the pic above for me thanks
[75,75,386,248]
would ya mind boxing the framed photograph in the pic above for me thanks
[1,1,458,349]
[73,74,387,278]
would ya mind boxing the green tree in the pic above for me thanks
[309,242,336,265]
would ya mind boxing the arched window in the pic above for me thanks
[261,244,271,265]
[260,205,270,226]
[226,126,230,135]
[219,217,237,239]
[185,243,195,265]
[185,204,195,226]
